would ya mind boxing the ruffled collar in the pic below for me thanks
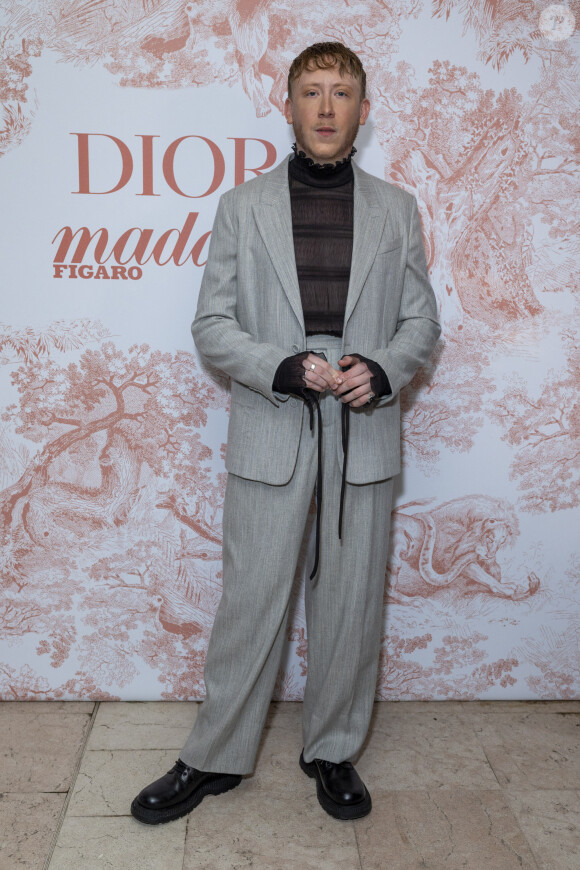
[289,144,355,188]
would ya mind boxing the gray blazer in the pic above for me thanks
[192,156,440,486]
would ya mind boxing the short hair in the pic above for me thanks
[287,42,366,101]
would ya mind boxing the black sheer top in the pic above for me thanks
[288,147,354,336]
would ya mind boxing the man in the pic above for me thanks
[131,42,439,825]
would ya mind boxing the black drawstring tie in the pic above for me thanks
[339,403,349,541]
[303,390,323,581]
[274,350,373,582]
[274,353,384,582]
[305,392,350,583]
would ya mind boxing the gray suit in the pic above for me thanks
[181,155,440,773]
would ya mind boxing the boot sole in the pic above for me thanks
[299,752,372,820]
[130,773,242,825]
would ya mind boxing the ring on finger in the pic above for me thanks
[310,363,316,371]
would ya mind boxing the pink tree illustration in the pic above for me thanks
[0,319,110,364]
[518,626,579,700]
[0,334,228,697]
[432,1,580,71]
[371,47,578,326]
[82,535,221,698]
[0,340,223,546]
[376,630,518,700]
[0,25,41,155]
[0,662,120,700]
[400,320,496,470]
[490,326,580,512]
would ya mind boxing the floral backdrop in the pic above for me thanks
[0,0,578,700]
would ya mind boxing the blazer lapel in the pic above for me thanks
[344,163,387,328]
[253,157,305,333]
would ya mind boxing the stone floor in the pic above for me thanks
[1,701,579,869]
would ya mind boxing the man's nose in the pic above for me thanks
[319,94,334,115]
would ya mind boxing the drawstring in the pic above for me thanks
[303,391,323,581]
[339,403,349,540]
[305,392,350,582]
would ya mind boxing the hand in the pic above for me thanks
[334,355,375,407]
[301,353,342,393]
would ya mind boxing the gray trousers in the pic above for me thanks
[180,336,393,774]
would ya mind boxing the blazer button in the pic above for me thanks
[292,344,300,352]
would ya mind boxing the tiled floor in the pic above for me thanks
[1,701,579,869]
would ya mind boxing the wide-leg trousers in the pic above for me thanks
[179,336,393,774]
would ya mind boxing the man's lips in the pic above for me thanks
[316,127,336,136]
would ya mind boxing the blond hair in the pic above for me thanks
[287,42,366,100]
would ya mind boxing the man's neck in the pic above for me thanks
[289,144,355,188]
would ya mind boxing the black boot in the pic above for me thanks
[299,750,372,820]
[131,759,242,825]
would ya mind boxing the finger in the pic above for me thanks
[303,362,338,389]
[349,392,375,408]
[303,355,342,389]
[335,359,371,394]
[335,369,368,389]
[302,354,336,375]
[319,366,343,388]
[335,372,371,397]
[340,384,374,406]
[337,361,368,379]
[303,370,333,391]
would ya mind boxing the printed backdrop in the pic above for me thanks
[0,1,578,701]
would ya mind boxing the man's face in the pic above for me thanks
[284,65,370,164]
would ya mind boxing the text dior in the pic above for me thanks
[71,133,277,197]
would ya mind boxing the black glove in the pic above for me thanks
[272,351,311,396]
[343,353,391,400]
[273,351,327,431]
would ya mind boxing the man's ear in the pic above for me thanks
[283,98,293,125]
[359,99,371,126]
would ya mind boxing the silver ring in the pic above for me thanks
[367,392,375,404]
[310,363,316,371]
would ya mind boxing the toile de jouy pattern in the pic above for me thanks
[0,0,578,700]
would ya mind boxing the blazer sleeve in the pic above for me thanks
[191,192,289,405]
[370,196,440,400]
